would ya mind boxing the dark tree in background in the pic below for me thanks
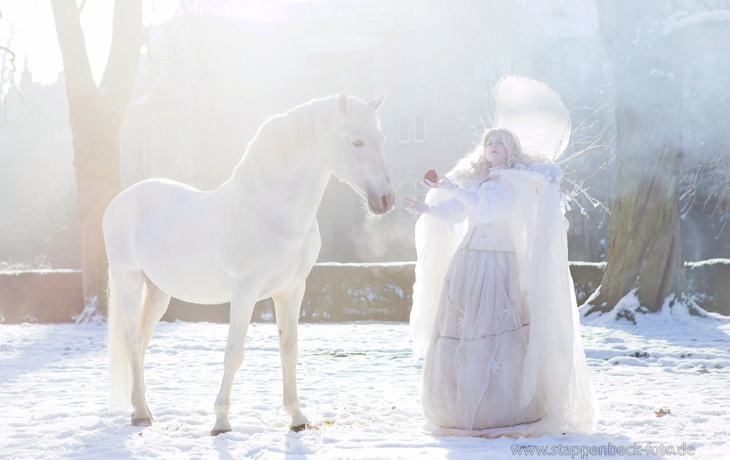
[51,0,143,313]
[586,0,730,316]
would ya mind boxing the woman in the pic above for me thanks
[404,127,597,438]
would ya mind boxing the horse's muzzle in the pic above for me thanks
[367,191,396,215]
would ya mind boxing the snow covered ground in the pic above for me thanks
[1,308,729,459]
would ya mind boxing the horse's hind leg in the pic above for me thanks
[141,275,171,350]
[273,281,311,432]
[211,282,258,436]
[135,276,172,421]
[115,270,154,426]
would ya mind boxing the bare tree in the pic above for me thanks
[1,9,18,114]
[585,0,730,317]
[51,0,143,313]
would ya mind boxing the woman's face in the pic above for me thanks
[485,133,509,167]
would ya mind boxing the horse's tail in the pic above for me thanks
[108,271,131,409]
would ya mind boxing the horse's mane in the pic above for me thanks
[231,95,372,181]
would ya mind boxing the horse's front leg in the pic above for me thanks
[210,282,257,436]
[273,281,312,432]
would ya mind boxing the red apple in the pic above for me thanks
[424,169,438,183]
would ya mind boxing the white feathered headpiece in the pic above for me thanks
[493,75,571,162]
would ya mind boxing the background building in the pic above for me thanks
[117,0,613,262]
[2,0,728,266]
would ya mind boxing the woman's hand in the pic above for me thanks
[403,198,431,215]
[421,175,456,191]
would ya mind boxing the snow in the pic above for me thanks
[1,314,729,459]
[314,262,416,268]
[0,269,81,276]
[687,259,730,268]
[568,261,606,268]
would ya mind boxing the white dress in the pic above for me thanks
[411,167,598,438]
[421,176,545,434]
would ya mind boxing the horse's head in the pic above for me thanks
[326,93,396,215]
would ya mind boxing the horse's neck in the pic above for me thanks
[253,153,330,226]
[224,140,331,231]
[221,102,337,230]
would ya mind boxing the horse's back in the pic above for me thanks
[104,179,202,265]
[108,178,199,212]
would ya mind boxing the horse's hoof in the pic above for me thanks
[131,410,153,427]
[290,423,318,432]
[131,417,152,427]
[210,428,232,436]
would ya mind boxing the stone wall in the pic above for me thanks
[0,260,726,324]
[0,270,84,323]
[686,259,730,316]
[159,262,416,323]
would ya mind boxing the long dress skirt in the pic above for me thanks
[421,248,546,436]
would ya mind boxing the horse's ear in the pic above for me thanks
[337,93,349,118]
[369,92,386,112]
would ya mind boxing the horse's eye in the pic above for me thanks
[352,140,364,148]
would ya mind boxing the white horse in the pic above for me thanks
[103,93,395,435]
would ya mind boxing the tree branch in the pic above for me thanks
[50,0,96,101]
[0,46,16,72]
[654,11,730,60]
[98,0,144,126]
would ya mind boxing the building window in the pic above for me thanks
[398,117,411,144]
[399,116,426,144]
[413,116,425,143]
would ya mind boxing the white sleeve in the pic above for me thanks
[428,197,468,224]
[448,186,479,209]
[470,181,514,224]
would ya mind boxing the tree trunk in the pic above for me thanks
[587,1,730,316]
[587,1,685,315]
[587,76,685,315]
[51,0,143,313]
[73,105,123,313]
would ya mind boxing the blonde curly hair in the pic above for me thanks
[448,128,543,184]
